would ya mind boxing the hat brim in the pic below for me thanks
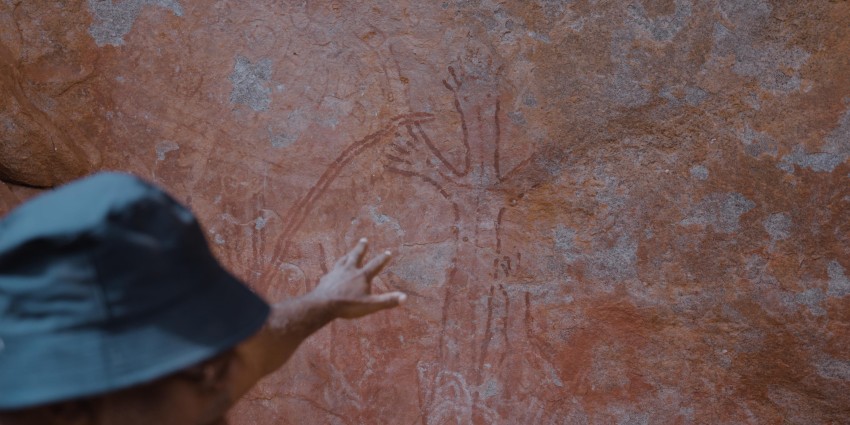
[0,268,270,410]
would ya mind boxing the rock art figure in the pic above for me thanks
[263,55,550,422]
[382,62,543,423]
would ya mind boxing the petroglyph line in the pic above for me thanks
[495,206,506,254]
[448,66,462,89]
[438,267,458,363]
[277,114,431,249]
[384,166,462,222]
[524,292,555,361]
[385,166,453,202]
[414,363,429,425]
[499,284,511,367]
[281,113,430,233]
[386,154,412,166]
[500,256,512,278]
[269,112,434,263]
[494,98,503,181]
[451,203,461,224]
[500,156,534,183]
[479,285,496,372]
[390,142,411,156]
[441,66,471,176]
[408,123,466,178]
[278,393,353,425]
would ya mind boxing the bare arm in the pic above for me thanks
[226,238,406,399]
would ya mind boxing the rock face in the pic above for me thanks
[0,1,102,187]
[2,0,850,423]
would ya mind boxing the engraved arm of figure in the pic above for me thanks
[224,238,406,399]
[386,123,461,188]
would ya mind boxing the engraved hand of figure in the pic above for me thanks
[387,128,425,168]
[312,238,406,319]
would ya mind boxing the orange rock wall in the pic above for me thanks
[2,1,850,423]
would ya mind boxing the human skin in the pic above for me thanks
[0,238,406,425]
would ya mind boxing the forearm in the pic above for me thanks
[227,293,334,399]
[257,293,335,374]
[225,239,403,401]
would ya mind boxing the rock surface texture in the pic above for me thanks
[2,0,850,423]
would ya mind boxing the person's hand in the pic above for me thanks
[310,238,406,319]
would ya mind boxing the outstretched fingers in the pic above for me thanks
[367,291,407,309]
[319,239,406,319]
[345,237,369,267]
[363,250,392,279]
[337,291,407,319]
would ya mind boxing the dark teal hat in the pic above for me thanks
[0,172,270,410]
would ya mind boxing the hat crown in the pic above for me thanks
[0,172,209,335]
[0,172,270,410]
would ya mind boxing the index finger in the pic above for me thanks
[363,250,392,279]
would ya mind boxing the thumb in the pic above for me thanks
[339,292,407,319]
[365,291,407,310]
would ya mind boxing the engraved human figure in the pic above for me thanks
[259,49,544,422]
[383,55,534,423]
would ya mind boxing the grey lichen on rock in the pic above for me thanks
[87,0,184,47]
[229,56,273,112]
[680,192,756,233]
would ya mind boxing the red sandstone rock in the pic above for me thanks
[0,181,17,216]
[0,1,102,187]
[2,0,850,423]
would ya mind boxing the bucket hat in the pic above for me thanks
[0,172,270,410]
